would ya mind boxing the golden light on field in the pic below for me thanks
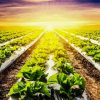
[46,25,54,31]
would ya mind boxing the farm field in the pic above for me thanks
[0,26,100,100]
[56,30,100,63]
[0,0,100,100]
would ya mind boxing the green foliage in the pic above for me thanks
[0,30,28,43]
[8,81,26,97]
[25,57,46,68]
[0,31,41,66]
[8,32,85,99]
[17,66,47,82]
[0,50,6,62]
[8,81,50,99]
[47,73,58,85]
[26,81,50,97]
[54,58,74,74]
[57,73,85,98]
[59,30,100,62]
[94,53,100,61]
[48,72,85,99]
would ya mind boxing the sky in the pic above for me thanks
[0,0,100,26]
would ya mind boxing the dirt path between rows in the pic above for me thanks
[63,42,100,100]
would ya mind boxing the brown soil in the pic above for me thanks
[63,42,100,100]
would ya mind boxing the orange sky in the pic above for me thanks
[0,0,100,26]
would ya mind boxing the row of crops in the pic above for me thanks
[0,30,29,43]
[0,26,44,43]
[69,30,100,42]
[8,32,85,100]
[56,30,100,62]
[0,29,43,66]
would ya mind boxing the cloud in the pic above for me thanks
[76,0,100,3]
[0,0,54,5]
[0,0,100,6]
[0,0,100,25]
[0,0,22,4]
[24,0,54,2]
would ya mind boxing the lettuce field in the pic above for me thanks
[0,26,100,100]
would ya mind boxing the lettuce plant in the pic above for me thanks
[8,81,50,99]
[57,73,85,98]
[54,58,74,74]
[48,73,85,99]
[17,66,47,82]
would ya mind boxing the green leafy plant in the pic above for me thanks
[17,66,47,82]
[24,57,46,68]
[48,73,85,99]
[26,81,50,97]
[57,73,85,98]
[94,53,100,61]
[54,58,74,74]
[8,81,26,97]
[48,73,58,85]
[8,81,50,99]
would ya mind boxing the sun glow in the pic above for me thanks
[46,25,54,31]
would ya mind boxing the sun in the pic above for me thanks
[46,25,54,31]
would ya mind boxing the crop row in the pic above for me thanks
[8,32,85,100]
[66,30,100,42]
[0,30,31,43]
[0,27,44,43]
[0,30,43,66]
[57,30,100,62]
